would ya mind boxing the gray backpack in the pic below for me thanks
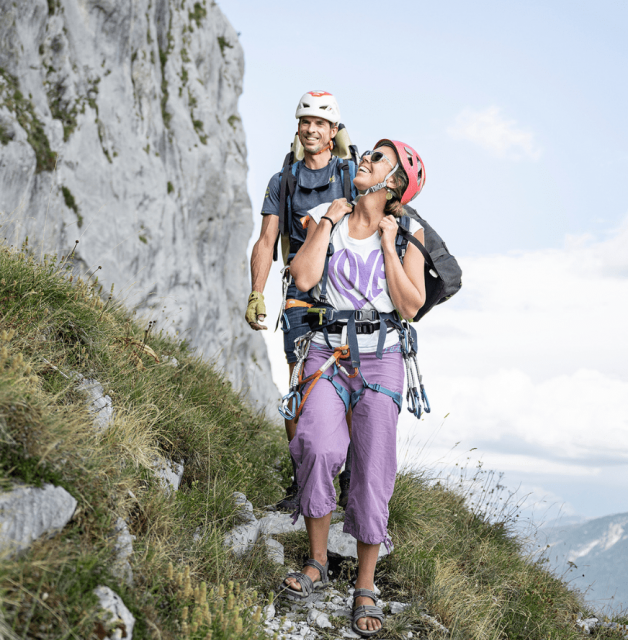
[396,206,462,321]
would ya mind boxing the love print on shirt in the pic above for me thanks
[328,248,386,309]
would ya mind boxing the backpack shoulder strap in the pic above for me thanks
[274,151,296,262]
[396,221,436,272]
[339,158,358,202]
[278,151,295,236]
[396,214,411,262]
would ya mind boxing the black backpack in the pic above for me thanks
[395,206,462,321]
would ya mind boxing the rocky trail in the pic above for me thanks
[225,493,450,640]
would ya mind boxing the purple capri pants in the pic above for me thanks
[289,343,404,546]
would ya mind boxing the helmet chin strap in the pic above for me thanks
[352,164,399,205]
[308,140,333,156]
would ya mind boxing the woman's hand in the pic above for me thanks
[378,214,399,252]
[325,198,353,225]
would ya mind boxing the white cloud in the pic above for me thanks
[395,218,628,516]
[447,106,542,160]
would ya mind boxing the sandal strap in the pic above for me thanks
[353,588,377,602]
[353,604,384,623]
[284,571,313,596]
[304,558,328,583]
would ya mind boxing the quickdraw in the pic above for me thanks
[275,266,292,331]
[398,319,430,419]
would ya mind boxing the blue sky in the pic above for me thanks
[220,0,628,522]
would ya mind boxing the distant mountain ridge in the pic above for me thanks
[539,512,628,613]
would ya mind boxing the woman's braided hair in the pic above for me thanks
[380,143,409,217]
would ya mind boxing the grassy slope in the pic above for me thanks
[0,241,622,639]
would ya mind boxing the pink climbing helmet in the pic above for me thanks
[374,139,426,204]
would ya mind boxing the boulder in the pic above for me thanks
[259,511,306,535]
[233,491,257,524]
[76,377,114,431]
[94,586,135,640]
[0,483,76,556]
[152,457,184,493]
[327,523,392,560]
[110,517,135,586]
[262,536,284,564]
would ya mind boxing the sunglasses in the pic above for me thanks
[360,150,395,169]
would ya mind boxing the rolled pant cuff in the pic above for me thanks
[300,502,338,519]
[343,521,388,546]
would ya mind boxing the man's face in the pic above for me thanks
[298,117,338,155]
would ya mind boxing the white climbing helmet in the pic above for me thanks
[295,91,341,125]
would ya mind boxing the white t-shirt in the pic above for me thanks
[307,202,423,351]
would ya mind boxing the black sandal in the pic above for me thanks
[279,558,330,601]
[352,588,385,637]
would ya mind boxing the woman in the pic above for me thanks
[280,140,427,637]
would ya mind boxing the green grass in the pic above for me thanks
[61,186,83,228]
[189,3,207,28]
[0,242,283,638]
[217,37,233,58]
[0,240,624,639]
[0,68,57,172]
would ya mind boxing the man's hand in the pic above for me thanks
[246,291,267,330]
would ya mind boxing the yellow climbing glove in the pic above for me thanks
[246,291,267,330]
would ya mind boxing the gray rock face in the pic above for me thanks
[94,585,135,640]
[0,483,77,555]
[0,0,278,413]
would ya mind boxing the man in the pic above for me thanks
[246,90,355,511]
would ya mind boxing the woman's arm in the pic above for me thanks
[379,217,426,319]
[290,199,353,292]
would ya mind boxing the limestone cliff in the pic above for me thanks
[0,0,279,412]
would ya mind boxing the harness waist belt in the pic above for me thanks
[324,319,396,335]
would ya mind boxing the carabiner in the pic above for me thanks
[279,390,301,421]
[420,384,431,414]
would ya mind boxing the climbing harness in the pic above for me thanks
[277,138,462,423]
[279,310,429,422]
